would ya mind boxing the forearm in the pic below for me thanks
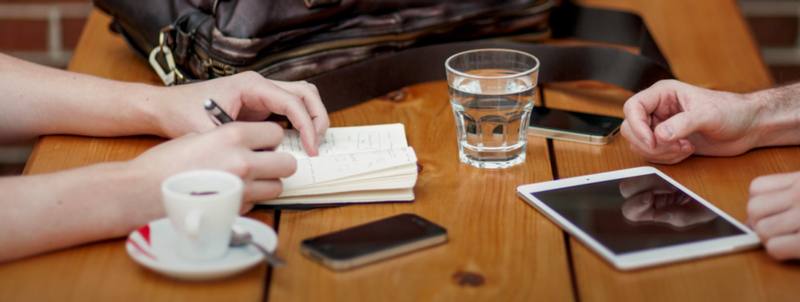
[0,162,162,262]
[747,82,800,148]
[0,53,169,143]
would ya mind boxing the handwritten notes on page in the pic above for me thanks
[281,147,417,190]
[260,124,418,206]
[277,123,408,158]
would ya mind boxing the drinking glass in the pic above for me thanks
[446,49,540,169]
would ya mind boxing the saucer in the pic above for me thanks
[126,216,277,281]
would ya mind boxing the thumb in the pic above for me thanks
[653,111,707,143]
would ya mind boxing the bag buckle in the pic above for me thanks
[149,28,184,86]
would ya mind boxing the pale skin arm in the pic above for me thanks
[0,54,330,262]
[0,53,329,154]
[621,79,800,261]
[621,79,800,165]
[0,123,297,262]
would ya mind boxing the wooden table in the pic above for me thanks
[3,0,800,301]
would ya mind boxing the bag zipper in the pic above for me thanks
[194,0,556,78]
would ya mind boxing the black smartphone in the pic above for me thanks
[528,107,624,145]
[300,213,448,271]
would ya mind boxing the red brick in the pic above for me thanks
[0,19,47,50]
[62,18,87,49]
[769,65,800,85]
[747,17,798,46]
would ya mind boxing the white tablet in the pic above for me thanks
[516,166,760,270]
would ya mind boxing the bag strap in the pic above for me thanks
[307,3,674,113]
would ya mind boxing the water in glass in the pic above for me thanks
[450,69,536,169]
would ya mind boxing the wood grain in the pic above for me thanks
[550,0,800,301]
[4,0,798,301]
[268,83,572,302]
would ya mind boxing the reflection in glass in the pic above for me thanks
[619,174,717,229]
[531,174,744,254]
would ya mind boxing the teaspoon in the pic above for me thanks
[230,224,286,267]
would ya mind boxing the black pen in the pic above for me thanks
[204,99,234,125]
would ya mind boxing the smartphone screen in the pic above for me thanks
[301,213,447,270]
[528,107,623,144]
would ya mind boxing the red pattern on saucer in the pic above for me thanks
[126,225,157,261]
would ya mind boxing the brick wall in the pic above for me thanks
[0,0,92,69]
[740,0,800,84]
[0,0,92,171]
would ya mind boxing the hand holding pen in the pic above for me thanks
[204,98,325,155]
[201,78,329,156]
[205,99,235,125]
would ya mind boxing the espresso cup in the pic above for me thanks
[161,170,243,261]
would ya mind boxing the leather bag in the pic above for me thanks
[93,0,674,112]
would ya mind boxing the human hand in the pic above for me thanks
[130,122,296,214]
[747,171,800,260]
[620,80,760,164]
[157,71,329,156]
[619,175,716,228]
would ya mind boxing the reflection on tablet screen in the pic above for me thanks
[531,174,744,254]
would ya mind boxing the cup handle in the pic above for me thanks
[184,209,203,239]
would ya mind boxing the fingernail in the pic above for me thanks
[680,145,691,153]
[656,214,672,222]
[658,125,674,140]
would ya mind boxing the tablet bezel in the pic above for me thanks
[516,166,760,270]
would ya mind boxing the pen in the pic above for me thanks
[204,99,234,125]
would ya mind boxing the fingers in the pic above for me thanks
[621,106,656,150]
[245,151,298,179]
[235,73,328,157]
[621,80,696,163]
[763,233,800,261]
[626,137,695,165]
[652,110,712,144]
[750,171,800,196]
[247,84,321,155]
[217,122,285,151]
[270,80,330,146]
[210,123,298,179]
[623,120,688,164]
[621,80,721,164]
[747,180,798,225]
[747,173,800,261]
[622,80,688,147]
[240,179,285,213]
[753,207,800,241]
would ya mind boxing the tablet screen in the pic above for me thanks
[530,173,745,254]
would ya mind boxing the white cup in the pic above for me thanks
[161,170,243,261]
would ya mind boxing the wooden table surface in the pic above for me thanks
[2,0,800,301]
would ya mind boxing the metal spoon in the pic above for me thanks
[230,224,286,267]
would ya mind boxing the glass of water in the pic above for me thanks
[445,49,539,169]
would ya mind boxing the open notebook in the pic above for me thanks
[257,123,418,206]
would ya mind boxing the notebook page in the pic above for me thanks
[276,123,408,158]
[281,147,417,189]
